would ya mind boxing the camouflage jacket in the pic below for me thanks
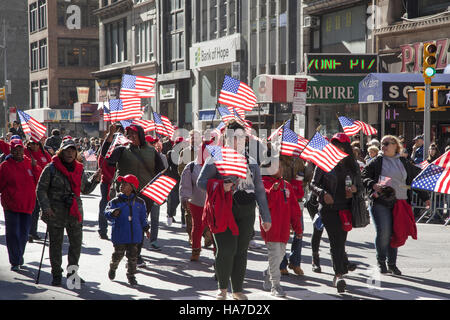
[37,163,99,227]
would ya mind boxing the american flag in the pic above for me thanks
[355,120,378,136]
[133,119,156,133]
[212,121,226,137]
[412,150,450,194]
[417,160,430,170]
[153,112,175,138]
[120,119,133,129]
[206,144,248,179]
[229,106,245,119]
[120,74,156,99]
[141,175,177,205]
[218,75,257,111]
[300,132,349,172]
[105,133,132,159]
[83,150,97,162]
[268,123,284,141]
[217,106,234,123]
[280,120,309,157]
[18,110,47,142]
[103,105,112,122]
[338,116,362,136]
[108,99,143,121]
[233,107,250,129]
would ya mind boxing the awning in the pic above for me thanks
[359,73,450,103]
[198,109,217,121]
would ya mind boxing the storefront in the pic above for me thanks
[359,72,450,150]
[190,33,242,131]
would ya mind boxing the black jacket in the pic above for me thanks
[361,155,429,204]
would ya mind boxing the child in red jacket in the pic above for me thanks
[260,166,302,297]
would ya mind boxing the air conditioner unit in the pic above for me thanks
[304,16,320,28]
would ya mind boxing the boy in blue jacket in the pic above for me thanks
[105,174,150,286]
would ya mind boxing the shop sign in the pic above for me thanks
[77,87,90,103]
[190,34,240,69]
[305,54,377,75]
[400,38,449,72]
[160,84,176,100]
[306,77,361,104]
[383,81,450,102]
[47,109,74,122]
[293,78,307,115]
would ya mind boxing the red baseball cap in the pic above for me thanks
[174,137,185,145]
[331,133,351,144]
[117,174,139,191]
[10,139,24,149]
[145,135,159,144]
[126,125,139,133]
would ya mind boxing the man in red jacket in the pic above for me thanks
[260,166,302,297]
[0,139,42,271]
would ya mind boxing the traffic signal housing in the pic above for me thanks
[423,42,437,84]
[0,87,5,100]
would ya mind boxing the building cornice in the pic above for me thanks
[375,14,450,36]
[304,0,363,15]
[93,0,133,20]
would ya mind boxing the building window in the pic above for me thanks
[38,0,47,30]
[39,39,47,69]
[31,81,39,109]
[58,79,95,107]
[165,0,185,72]
[31,42,39,71]
[58,38,99,67]
[210,0,217,39]
[30,3,38,33]
[104,18,128,65]
[418,0,450,16]
[40,79,48,108]
[135,20,155,64]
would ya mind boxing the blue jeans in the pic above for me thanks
[150,203,160,243]
[370,203,398,266]
[98,182,109,236]
[280,204,304,269]
[4,210,32,266]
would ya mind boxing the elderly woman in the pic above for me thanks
[362,135,430,276]
[197,120,272,300]
[0,139,42,271]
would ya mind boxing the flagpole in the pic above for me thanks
[211,104,218,129]
[139,168,168,193]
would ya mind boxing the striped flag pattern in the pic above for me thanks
[133,119,156,133]
[355,120,378,136]
[18,110,47,142]
[412,150,450,195]
[141,175,177,205]
[108,99,143,121]
[217,106,234,123]
[268,124,284,141]
[105,133,132,159]
[218,75,257,111]
[83,150,97,162]
[280,120,309,157]
[103,105,112,122]
[153,112,175,138]
[206,144,248,179]
[120,74,156,99]
[212,121,226,137]
[300,132,348,172]
[338,116,378,136]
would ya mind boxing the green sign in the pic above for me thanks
[306,76,363,104]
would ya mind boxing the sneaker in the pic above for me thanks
[280,268,289,276]
[10,265,20,272]
[262,270,271,291]
[108,269,116,280]
[271,285,286,297]
[216,289,227,300]
[51,275,62,286]
[288,263,304,276]
[312,253,322,273]
[137,257,146,268]
[333,276,346,293]
[249,240,262,249]
[388,265,402,276]
[232,292,248,300]
[167,217,173,226]
[150,242,162,251]
[377,261,388,274]
[128,277,138,286]
[348,262,357,272]
[99,233,109,240]
[28,236,34,243]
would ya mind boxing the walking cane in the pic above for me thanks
[35,227,48,285]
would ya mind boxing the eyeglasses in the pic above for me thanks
[382,141,395,147]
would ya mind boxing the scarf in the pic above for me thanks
[52,155,84,222]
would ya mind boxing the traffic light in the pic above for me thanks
[0,87,5,100]
[423,42,437,84]
[434,89,450,109]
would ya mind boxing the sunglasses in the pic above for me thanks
[382,141,395,147]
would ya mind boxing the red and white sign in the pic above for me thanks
[293,78,308,115]
[400,38,449,73]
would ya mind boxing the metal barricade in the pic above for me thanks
[412,189,450,225]
[83,159,98,179]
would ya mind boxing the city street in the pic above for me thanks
[0,185,449,301]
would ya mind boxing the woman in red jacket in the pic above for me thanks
[0,139,42,271]
[260,165,303,298]
[25,138,52,242]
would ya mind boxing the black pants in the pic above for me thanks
[311,226,323,254]
[320,207,348,276]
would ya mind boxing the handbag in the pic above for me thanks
[351,193,370,228]
[305,192,319,220]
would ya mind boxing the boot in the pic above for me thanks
[312,252,321,273]
[190,248,201,261]
[203,229,213,248]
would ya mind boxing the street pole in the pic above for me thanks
[2,20,7,135]
[423,81,431,157]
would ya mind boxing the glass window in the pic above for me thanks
[30,3,38,33]
[136,20,155,63]
[201,0,208,41]
[58,79,95,107]
[38,0,47,29]
[210,0,217,39]
[104,18,129,64]
[40,80,48,108]
[31,42,39,71]
[419,0,450,16]
[31,81,39,109]
[219,0,227,37]
[39,39,47,69]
